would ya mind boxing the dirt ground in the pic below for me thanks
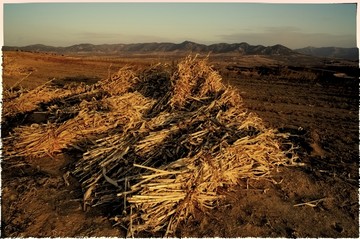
[1,51,359,237]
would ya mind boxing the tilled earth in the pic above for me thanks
[178,66,359,237]
[1,53,359,237]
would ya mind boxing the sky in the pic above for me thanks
[3,2,357,49]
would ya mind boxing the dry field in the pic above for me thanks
[1,51,359,237]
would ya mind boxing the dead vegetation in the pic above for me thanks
[3,82,87,118]
[3,55,298,236]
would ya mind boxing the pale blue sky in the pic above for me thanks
[3,3,357,49]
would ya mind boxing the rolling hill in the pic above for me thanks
[4,42,358,60]
[2,41,297,56]
[295,46,358,60]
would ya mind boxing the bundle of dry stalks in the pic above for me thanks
[4,55,298,236]
[3,66,155,158]
[125,130,287,234]
[169,55,224,109]
[3,87,25,102]
[123,93,293,235]
[3,82,87,118]
[4,92,155,158]
[99,66,139,96]
[69,55,298,236]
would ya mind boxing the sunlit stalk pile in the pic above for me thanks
[3,55,297,236]
[4,92,155,158]
[3,82,88,117]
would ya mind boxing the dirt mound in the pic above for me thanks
[3,55,298,236]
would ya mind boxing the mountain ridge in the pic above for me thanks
[3,41,358,59]
[2,41,297,56]
[295,46,358,60]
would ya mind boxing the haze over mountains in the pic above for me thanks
[3,41,358,60]
[294,46,358,60]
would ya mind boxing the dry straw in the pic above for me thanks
[170,54,224,109]
[72,55,298,236]
[3,82,87,118]
[99,66,138,96]
[4,92,154,158]
[4,55,298,236]
[3,68,154,158]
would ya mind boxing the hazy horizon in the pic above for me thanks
[4,3,357,49]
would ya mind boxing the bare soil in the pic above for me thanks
[2,51,359,237]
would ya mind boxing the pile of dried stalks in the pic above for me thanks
[4,91,154,158]
[99,66,139,96]
[3,55,298,236]
[3,82,87,118]
[72,55,298,236]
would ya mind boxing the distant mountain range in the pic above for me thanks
[294,46,359,60]
[2,41,297,56]
[2,41,358,60]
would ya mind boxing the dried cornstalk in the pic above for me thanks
[3,82,87,117]
[69,56,298,236]
[134,126,177,157]
[4,92,155,158]
[99,66,139,96]
[3,55,299,236]
[126,127,295,236]
[169,55,224,109]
